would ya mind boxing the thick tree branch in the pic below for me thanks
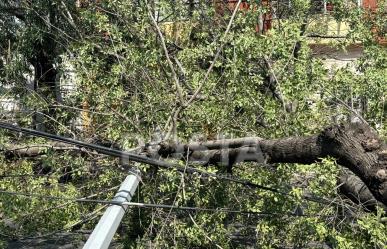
[1,142,90,159]
[153,140,386,211]
[2,123,386,207]
[338,168,386,212]
[151,123,387,206]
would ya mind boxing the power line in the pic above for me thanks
[0,188,347,219]
[0,122,333,206]
[0,173,48,178]
[1,206,107,241]
[0,189,270,216]
[0,189,115,205]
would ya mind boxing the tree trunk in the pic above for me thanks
[32,49,57,132]
[150,123,387,206]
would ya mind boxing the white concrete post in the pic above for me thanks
[83,170,141,249]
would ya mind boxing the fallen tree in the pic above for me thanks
[147,123,387,208]
[2,123,386,210]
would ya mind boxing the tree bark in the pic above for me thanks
[338,168,386,212]
[149,123,387,206]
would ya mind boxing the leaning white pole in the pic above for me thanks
[83,171,141,249]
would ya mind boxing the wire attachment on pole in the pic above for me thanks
[83,169,141,249]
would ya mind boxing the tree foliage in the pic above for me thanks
[0,0,386,248]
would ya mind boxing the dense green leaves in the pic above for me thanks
[0,0,386,248]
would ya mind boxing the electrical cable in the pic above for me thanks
[0,173,48,178]
[0,188,348,218]
[0,121,332,205]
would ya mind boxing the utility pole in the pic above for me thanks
[83,170,141,249]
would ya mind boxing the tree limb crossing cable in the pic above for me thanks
[0,121,331,205]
